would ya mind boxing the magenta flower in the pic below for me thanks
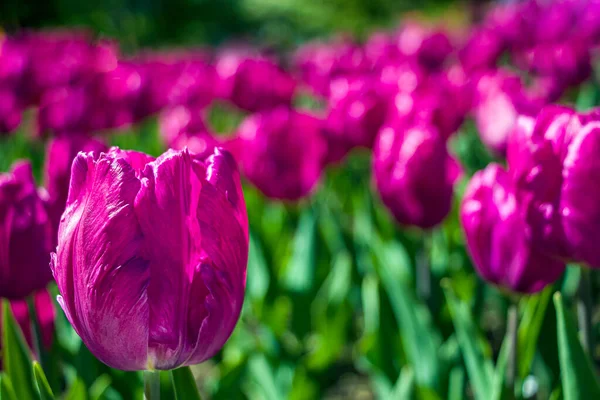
[45,135,108,241]
[461,163,565,293]
[293,38,370,96]
[159,106,218,158]
[0,89,22,134]
[51,147,248,370]
[459,28,505,72]
[216,52,296,112]
[373,120,460,229]
[385,67,472,140]
[395,22,453,70]
[37,86,90,135]
[515,41,592,87]
[137,54,217,116]
[473,69,544,155]
[159,106,210,147]
[507,105,600,267]
[0,288,55,368]
[0,161,53,299]
[231,107,326,200]
[323,76,387,162]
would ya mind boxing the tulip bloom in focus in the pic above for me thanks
[0,161,53,299]
[51,146,248,370]
[231,107,326,201]
[461,163,565,293]
[372,121,459,229]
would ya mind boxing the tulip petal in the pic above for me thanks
[135,149,203,369]
[561,122,600,267]
[53,152,149,370]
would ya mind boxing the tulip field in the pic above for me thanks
[3,0,600,399]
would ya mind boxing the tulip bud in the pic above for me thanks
[44,135,108,242]
[461,163,565,293]
[51,147,248,370]
[0,288,55,368]
[231,107,326,200]
[0,161,54,299]
[373,121,459,229]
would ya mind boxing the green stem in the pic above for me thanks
[144,370,160,400]
[577,267,594,355]
[506,303,518,395]
[417,231,432,306]
[26,295,43,365]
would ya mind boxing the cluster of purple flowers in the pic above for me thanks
[462,106,600,293]
[2,0,600,370]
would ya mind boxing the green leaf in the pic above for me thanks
[247,354,282,400]
[283,208,317,293]
[447,366,465,400]
[89,375,112,400]
[554,292,600,400]
[376,240,442,389]
[247,231,270,302]
[518,287,552,378]
[0,374,17,400]
[576,82,597,111]
[490,336,510,400]
[391,367,415,399]
[1,300,39,400]
[443,285,493,400]
[65,378,87,400]
[33,362,55,400]
[171,366,201,400]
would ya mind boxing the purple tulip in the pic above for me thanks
[0,161,53,299]
[0,37,28,84]
[37,86,90,135]
[515,41,592,87]
[473,69,544,155]
[372,120,460,229]
[0,288,55,368]
[323,76,387,162]
[159,106,218,158]
[364,32,403,72]
[0,89,22,134]
[461,163,565,293]
[44,135,108,242]
[51,146,248,370]
[231,107,326,200]
[385,66,472,141]
[294,38,370,96]
[159,106,210,147]
[395,22,453,70]
[483,2,530,51]
[507,105,600,267]
[216,51,296,112]
[137,53,216,116]
[459,27,505,72]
